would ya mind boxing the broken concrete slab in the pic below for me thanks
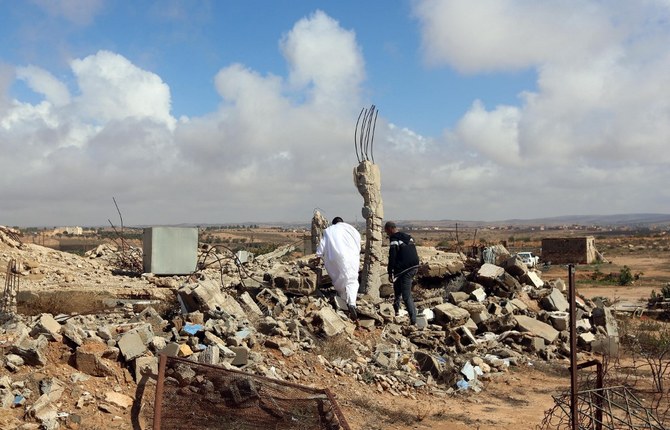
[514,315,559,343]
[178,280,246,317]
[9,334,49,366]
[448,292,469,304]
[501,255,529,277]
[522,271,545,289]
[414,351,444,379]
[238,291,264,316]
[30,314,62,342]
[317,307,349,337]
[476,263,505,283]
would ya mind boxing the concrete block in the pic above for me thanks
[10,334,49,366]
[134,356,158,382]
[160,342,180,357]
[118,332,147,361]
[358,318,376,329]
[230,346,249,366]
[143,227,198,275]
[578,332,596,347]
[548,311,569,331]
[197,345,220,365]
[62,321,86,346]
[433,303,470,326]
[510,298,528,312]
[470,288,487,302]
[541,288,569,312]
[238,292,264,316]
[591,334,619,357]
[525,336,546,352]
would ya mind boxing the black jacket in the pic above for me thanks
[387,231,419,276]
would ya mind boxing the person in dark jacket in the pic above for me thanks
[385,221,419,325]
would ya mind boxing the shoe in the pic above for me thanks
[349,306,359,322]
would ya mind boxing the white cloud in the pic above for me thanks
[413,0,619,73]
[31,0,104,25]
[280,10,365,112]
[71,51,176,129]
[16,65,71,106]
[455,100,521,166]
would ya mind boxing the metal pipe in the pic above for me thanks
[152,353,167,430]
[569,264,578,430]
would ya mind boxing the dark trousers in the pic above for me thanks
[393,268,417,324]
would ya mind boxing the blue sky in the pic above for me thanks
[1,0,669,226]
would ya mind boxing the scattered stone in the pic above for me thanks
[103,392,134,410]
[75,341,117,377]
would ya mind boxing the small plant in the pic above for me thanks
[618,265,633,285]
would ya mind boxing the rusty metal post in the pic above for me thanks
[576,359,603,430]
[152,353,167,430]
[568,264,578,430]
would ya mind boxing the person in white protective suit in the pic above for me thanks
[316,217,362,320]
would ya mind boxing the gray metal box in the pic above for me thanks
[143,227,198,275]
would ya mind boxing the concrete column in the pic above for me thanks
[353,160,383,300]
[310,210,328,254]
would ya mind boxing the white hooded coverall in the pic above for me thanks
[316,222,361,307]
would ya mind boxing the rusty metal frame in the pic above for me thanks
[153,353,351,430]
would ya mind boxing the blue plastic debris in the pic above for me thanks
[183,323,204,335]
[456,379,469,390]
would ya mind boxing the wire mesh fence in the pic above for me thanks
[539,386,665,430]
[153,355,350,430]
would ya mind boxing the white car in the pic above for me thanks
[516,252,539,268]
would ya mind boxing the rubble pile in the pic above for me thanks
[0,238,620,429]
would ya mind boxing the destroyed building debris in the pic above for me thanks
[0,222,629,429]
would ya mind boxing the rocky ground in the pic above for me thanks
[0,227,626,429]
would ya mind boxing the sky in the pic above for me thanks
[1,0,669,227]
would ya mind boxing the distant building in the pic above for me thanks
[62,226,83,235]
[541,236,598,264]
